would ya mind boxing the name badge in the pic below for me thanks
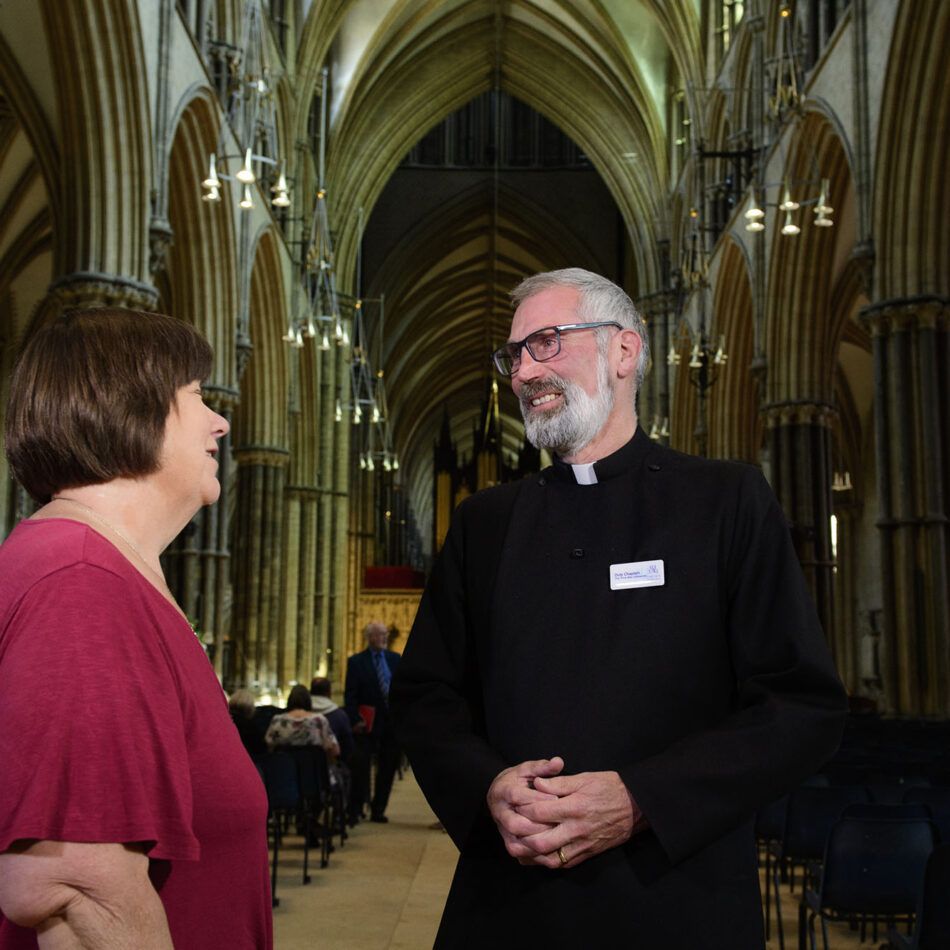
[610,559,665,590]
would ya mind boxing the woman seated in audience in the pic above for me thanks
[265,684,340,760]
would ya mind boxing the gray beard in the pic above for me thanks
[519,356,614,457]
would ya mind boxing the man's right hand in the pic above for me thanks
[487,757,564,865]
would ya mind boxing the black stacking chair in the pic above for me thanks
[869,775,931,805]
[312,746,348,850]
[887,843,950,949]
[286,746,329,871]
[769,785,871,950]
[904,787,950,842]
[843,802,933,822]
[803,817,936,950]
[257,751,302,907]
[758,775,835,944]
[757,793,789,943]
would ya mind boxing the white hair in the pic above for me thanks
[518,348,615,457]
[510,267,650,388]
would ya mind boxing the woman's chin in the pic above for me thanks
[200,479,222,507]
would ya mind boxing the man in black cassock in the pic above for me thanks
[390,268,847,948]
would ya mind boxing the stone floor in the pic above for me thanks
[272,770,455,950]
[272,772,891,949]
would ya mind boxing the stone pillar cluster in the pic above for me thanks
[861,296,949,715]
[229,448,290,693]
[763,401,837,641]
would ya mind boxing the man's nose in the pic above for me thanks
[512,346,544,383]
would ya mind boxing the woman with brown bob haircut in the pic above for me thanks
[0,309,273,950]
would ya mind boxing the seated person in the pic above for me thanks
[264,685,340,760]
[309,677,354,762]
[228,689,268,756]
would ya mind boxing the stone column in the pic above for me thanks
[861,296,949,715]
[638,290,674,443]
[278,484,321,688]
[229,447,289,693]
[830,502,860,694]
[332,346,352,683]
[762,401,837,642]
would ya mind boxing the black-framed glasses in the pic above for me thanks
[491,322,622,376]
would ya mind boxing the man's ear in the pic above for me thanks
[615,328,642,380]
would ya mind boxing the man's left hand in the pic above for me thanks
[514,770,644,869]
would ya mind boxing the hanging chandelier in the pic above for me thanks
[665,226,728,403]
[742,4,833,236]
[200,0,289,211]
[743,176,833,234]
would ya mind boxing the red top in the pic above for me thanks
[0,519,272,949]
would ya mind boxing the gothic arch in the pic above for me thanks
[234,227,289,450]
[709,237,758,461]
[873,0,950,300]
[765,111,856,404]
[323,6,671,298]
[669,336,698,456]
[363,179,604,532]
[166,89,238,387]
[0,31,58,229]
[40,0,153,294]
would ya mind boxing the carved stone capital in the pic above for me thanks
[285,484,322,500]
[202,383,241,412]
[637,290,677,318]
[860,294,950,336]
[49,271,159,311]
[849,240,875,297]
[149,218,175,280]
[236,333,253,381]
[762,400,838,429]
[232,445,290,468]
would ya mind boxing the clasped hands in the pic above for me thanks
[486,756,642,870]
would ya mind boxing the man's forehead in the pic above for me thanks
[510,285,580,340]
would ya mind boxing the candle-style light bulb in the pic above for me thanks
[236,147,256,184]
[202,153,221,189]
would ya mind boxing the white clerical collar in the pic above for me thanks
[570,461,598,485]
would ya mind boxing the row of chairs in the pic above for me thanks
[804,821,947,950]
[252,747,348,906]
[758,782,950,950]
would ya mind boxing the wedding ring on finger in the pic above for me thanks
[557,847,567,867]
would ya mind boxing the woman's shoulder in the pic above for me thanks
[1,518,130,580]
[0,520,135,616]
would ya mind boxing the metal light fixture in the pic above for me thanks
[200,1,289,212]
[744,205,765,232]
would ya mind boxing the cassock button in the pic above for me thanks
[538,477,546,486]
[570,548,584,559]
[648,463,661,472]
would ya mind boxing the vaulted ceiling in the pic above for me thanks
[301,0,701,541]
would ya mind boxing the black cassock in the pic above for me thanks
[391,429,846,948]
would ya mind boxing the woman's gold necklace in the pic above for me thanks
[52,496,172,593]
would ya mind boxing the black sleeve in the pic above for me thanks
[390,504,508,851]
[618,467,848,865]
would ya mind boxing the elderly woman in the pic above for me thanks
[0,309,271,949]
[265,685,341,760]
